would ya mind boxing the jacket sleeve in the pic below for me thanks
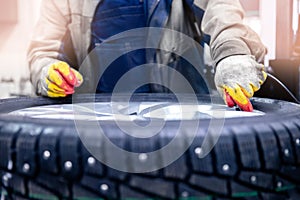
[195,0,267,65]
[27,0,71,91]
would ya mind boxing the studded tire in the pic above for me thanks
[0,93,300,200]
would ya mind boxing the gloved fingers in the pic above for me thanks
[224,90,236,107]
[45,79,65,93]
[45,79,74,95]
[47,66,74,92]
[250,82,260,92]
[51,62,77,86]
[239,70,267,96]
[38,79,67,98]
[255,64,268,84]
[260,71,268,84]
[241,72,266,95]
[250,71,265,92]
[223,84,253,112]
[233,96,253,112]
[223,85,249,105]
[256,71,267,85]
[47,90,68,98]
[238,83,254,98]
[70,68,83,87]
[217,87,234,107]
[52,62,83,88]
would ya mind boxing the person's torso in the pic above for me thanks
[90,0,150,93]
[88,0,209,94]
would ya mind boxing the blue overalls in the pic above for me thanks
[90,0,209,94]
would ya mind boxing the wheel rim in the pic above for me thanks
[9,102,264,121]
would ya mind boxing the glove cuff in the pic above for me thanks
[212,39,251,67]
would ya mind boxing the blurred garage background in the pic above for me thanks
[0,0,298,99]
[0,0,41,98]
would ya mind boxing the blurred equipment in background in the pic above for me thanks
[255,0,300,102]
[293,12,300,58]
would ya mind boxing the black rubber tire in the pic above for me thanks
[0,93,300,200]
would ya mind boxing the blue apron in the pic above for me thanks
[90,0,151,93]
[90,0,209,94]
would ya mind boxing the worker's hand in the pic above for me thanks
[214,55,267,112]
[37,61,83,97]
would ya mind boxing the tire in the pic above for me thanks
[0,93,300,200]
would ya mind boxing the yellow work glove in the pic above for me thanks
[37,61,83,98]
[214,55,267,112]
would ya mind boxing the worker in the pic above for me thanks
[27,0,267,112]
